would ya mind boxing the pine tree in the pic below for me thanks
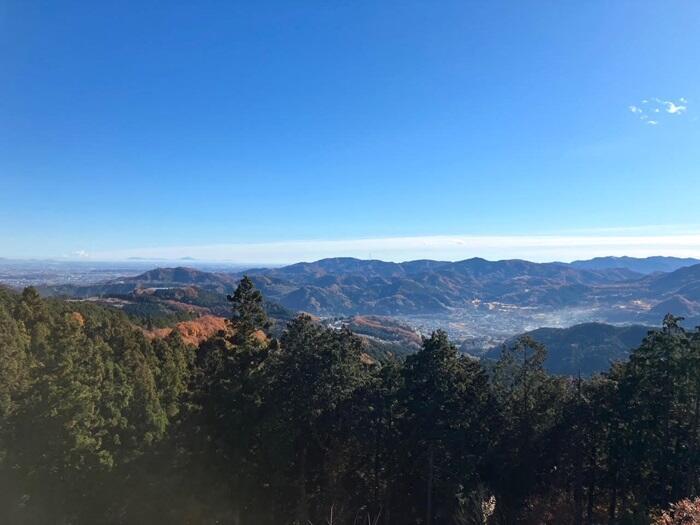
[227,276,269,345]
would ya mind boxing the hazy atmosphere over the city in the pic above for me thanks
[3,2,700,524]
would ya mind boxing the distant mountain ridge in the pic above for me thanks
[571,256,700,274]
[118,267,235,286]
[239,257,700,317]
[44,267,236,298]
[36,257,700,324]
[239,257,644,315]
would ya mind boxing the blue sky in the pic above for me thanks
[2,1,700,263]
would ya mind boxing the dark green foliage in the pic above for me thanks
[1,282,700,524]
[483,322,652,376]
[488,336,570,523]
[398,331,493,523]
[228,275,270,344]
[0,301,30,418]
[121,299,197,328]
[0,287,194,523]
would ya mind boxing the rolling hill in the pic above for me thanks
[36,258,700,325]
[480,322,653,376]
[39,267,295,333]
[239,257,644,315]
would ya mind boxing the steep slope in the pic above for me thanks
[646,263,700,299]
[143,315,229,346]
[649,295,700,319]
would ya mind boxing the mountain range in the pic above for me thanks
[39,256,700,325]
[237,257,700,325]
[570,256,700,274]
[239,257,641,314]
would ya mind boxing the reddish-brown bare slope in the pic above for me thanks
[144,315,229,346]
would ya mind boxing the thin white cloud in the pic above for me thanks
[73,250,90,258]
[628,97,689,125]
[88,231,700,264]
[561,223,700,234]
[664,101,686,114]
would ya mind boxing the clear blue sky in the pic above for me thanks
[2,1,700,262]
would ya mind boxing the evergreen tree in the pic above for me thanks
[489,336,568,524]
[2,281,700,524]
[0,302,30,419]
[400,330,493,524]
[228,276,270,345]
[347,358,404,523]
[264,315,367,523]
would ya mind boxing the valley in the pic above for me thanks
[3,256,699,368]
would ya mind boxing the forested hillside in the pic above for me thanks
[480,322,652,376]
[2,279,700,524]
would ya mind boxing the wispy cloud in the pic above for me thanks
[88,230,700,264]
[664,101,686,114]
[628,97,689,125]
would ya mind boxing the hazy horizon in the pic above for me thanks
[3,242,700,267]
[3,2,700,262]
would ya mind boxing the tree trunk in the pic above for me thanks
[586,462,595,525]
[426,444,434,525]
[586,486,594,525]
[607,482,617,525]
[689,393,700,495]
[574,439,583,525]
[297,444,310,524]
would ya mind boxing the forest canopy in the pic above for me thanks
[1,281,699,524]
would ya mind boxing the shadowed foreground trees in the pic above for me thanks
[1,281,700,524]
